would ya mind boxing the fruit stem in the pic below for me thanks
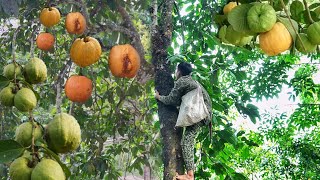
[79,67,83,75]
[303,0,315,24]
[280,0,307,52]
[12,27,20,85]
[29,111,36,162]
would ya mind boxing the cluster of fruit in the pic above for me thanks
[217,1,320,56]
[9,113,81,180]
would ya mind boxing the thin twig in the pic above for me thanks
[29,111,36,162]
[12,26,21,85]
[280,0,306,52]
[303,0,314,24]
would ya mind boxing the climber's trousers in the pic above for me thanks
[181,120,205,171]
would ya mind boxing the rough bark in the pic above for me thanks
[151,0,184,179]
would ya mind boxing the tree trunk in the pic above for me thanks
[144,164,151,180]
[151,0,184,179]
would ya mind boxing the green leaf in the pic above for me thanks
[278,17,299,42]
[217,129,237,145]
[213,15,227,25]
[244,103,260,124]
[212,101,225,112]
[227,4,254,34]
[290,1,304,22]
[40,144,71,179]
[0,75,10,89]
[0,140,25,163]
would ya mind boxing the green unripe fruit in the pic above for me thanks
[15,122,42,147]
[225,25,253,46]
[218,25,229,44]
[295,33,317,54]
[247,3,276,33]
[31,158,65,180]
[24,57,47,84]
[14,88,37,112]
[3,63,21,80]
[0,86,15,106]
[306,21,320,45]
[46,113,81,153]
[9,157,33,180]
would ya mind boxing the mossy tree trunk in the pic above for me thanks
[151,0,184,179]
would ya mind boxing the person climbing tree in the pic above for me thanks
[155,62,212,180]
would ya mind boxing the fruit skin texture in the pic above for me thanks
[295,33,317,54]
[3,63,21,79]
[218,25,229,44]
[39,7,60,27]
[14,88,37,112]
[225,25,253,46]
[70,37,102,67]
[15,122,42,147]
[24,57,47,84]
[0,86,15,106]
[223,2,237,14]
[247,3,276,33]
[31,158,65,180]
[9,157,33,180]
[36,33,55,51]
[108,44,141,78]
[65,75,92,103]
[306,21,320,45]
[46,113,81,153]
[259,22,293,56]
[65,12,86,34]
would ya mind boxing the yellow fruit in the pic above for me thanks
[46,113,81,153]
[70,37,102,67]
[3,63,21,79]
[9,157,33,180]
[14,88,37,112]
[259,22,293,56]
[223,2,238,14]
[15,122,42,147]
[24,57,47,84]
[0,86,15,107]
[39,7,61,28]
[31,159,65,180]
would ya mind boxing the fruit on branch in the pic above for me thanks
[36,33,55,51]
[15,122,43,147]
[259,22,293,56]
[65,12,86,34]
[31,158,65,180]
[9,157,33,180]
[225,25,253,46]
[65,75,92,103]
[108,44,141,78]
[295,33,317,54]
[39,7,61,28]
[70,37,102,67]
[14,88,37,112]
[218,25,229,44]
[247,3,276,33]
[0,86,15,107]
[223,2,238,14]
[24,57,47,84]
[46,113,81,153]
[306,21,320,45]
[3,63,21,80]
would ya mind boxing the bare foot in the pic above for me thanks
[176,173,194,180]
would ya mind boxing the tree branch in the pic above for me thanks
[280,0,306,52]
[303,0,314,24]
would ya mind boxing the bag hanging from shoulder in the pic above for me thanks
[175,83,209,127]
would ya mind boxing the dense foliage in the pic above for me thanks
[0,0,319,179]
